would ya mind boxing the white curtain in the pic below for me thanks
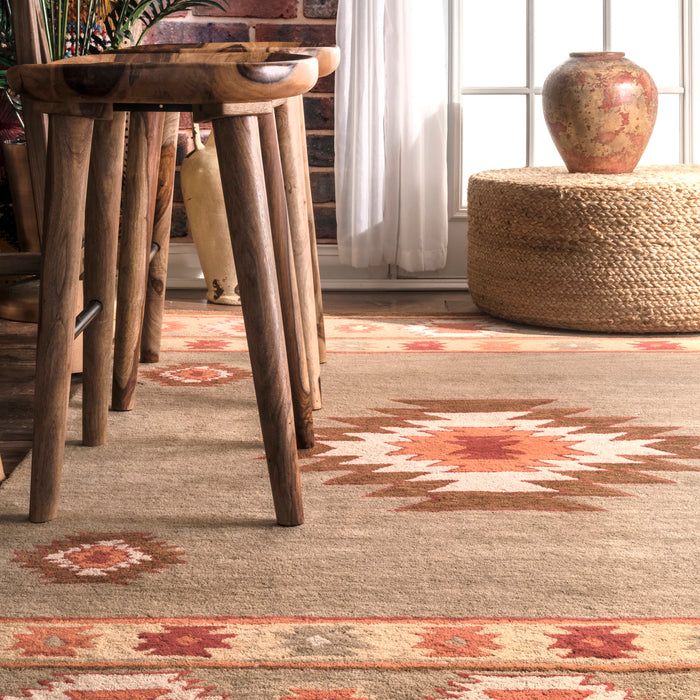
[335,0,449,272]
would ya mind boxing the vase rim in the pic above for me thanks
[569,51,625,59]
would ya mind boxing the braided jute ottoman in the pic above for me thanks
[467,165,700,332]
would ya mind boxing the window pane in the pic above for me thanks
[638,93,681,165]
[611,0,680,87]
[462,0,526,87]
[534,0,603,86]
[533,95,567,166]
[462,95,526,205]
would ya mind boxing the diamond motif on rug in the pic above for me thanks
[414,625,503,657]
[140,362,251,386]
[135,624,236,657]
[302,399,700,512]
[546,626,642,659]
[12,532,186,584]
[402,319,499,337]
[9,625,98,657]
[0,672,226,699]
[427,674,641,698]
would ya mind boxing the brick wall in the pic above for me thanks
[143,0,338,241]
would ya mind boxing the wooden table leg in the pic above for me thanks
[82,113,127,445]
[259,110,314,450]
[140,111,179,363]
[275,99,322,410]
[212,113,303,527]
[30,113,94,523]
[297,95,327,364]
[112,111,164,411]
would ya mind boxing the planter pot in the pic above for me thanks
[180,131,240,305]
[542,52,658,173]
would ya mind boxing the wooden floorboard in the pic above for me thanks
[0,289,471,483]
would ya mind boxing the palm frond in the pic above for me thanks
[137,0,223,31]
[103,0,223,48]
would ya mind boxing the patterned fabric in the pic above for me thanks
[302,399,700,512]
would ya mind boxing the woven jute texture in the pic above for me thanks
[467,165,700,332]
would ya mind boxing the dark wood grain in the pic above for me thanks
[213,114,303,526]
[9,0,50,241]
[112,111,164,411]
[275,98,322,410]
[296,94,327,364]
[140,111,180,363]
[82,113,127,445]
[259,110,314,450]
[30,113,94,523]
[7,52,319,106]
[120,42,340,78]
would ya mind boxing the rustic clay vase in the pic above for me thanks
[542,52,658,173]
[180,128,241,305]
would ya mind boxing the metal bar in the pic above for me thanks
[74,299,103,339]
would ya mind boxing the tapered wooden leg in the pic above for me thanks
[259,111,314,450]
[140,111,179,363]
[83,113,127,445]
[212,114,302,526]
[275,99,322,410]
[30,113,94,523]
[112,111,164,411]
[297,95,327,364]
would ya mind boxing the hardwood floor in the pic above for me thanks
[0,289,472,480]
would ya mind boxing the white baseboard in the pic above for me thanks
[167,240,468,291]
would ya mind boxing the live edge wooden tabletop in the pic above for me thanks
[119,42,340,79]
[6,51,319,105]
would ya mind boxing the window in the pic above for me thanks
[450,0,693,214]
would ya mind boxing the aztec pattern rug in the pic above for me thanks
[0,304,698,699]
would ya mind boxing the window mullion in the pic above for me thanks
[681,0,692,161]
[603,0,612,50]
[526,0,535,165]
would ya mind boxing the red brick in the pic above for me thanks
[144,20,249,44]
[310,171,334,203]
[194,0,296,18]
[304,0,337,19]
[313,205,336,239]
[306,134,334,167]
[314,73,335,93]
[254,23,336,45]
[303,95,334,130]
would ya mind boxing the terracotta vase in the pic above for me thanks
[542,52,658,173]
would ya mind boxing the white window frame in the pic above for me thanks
[449,0,698,219]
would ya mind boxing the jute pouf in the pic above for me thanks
[467,165,700,332]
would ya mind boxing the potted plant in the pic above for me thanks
[0,0,39,251]
[0,0,221,252]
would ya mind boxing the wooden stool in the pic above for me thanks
[7,50,320,526]
[112,44,339,427]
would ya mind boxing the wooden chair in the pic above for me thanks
[113,43,340,423]
[7,50,320,526]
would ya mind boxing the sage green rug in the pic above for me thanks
[0,309,698,698]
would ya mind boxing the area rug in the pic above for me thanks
[0,305,698,699]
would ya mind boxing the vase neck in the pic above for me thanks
[569,51,625,60]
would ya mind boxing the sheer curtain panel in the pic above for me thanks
[335,0,449,272]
